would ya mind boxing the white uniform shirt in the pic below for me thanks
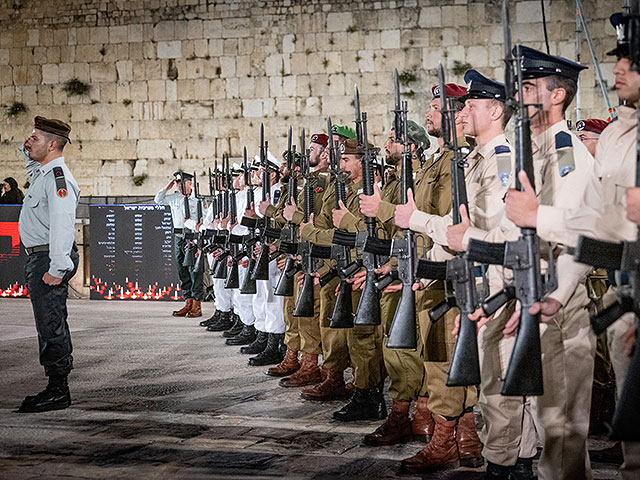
[154,187,199,229]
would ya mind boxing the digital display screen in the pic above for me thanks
[0,205,28,297]
[89,204,183,301]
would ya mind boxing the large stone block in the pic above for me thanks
[41,63,58,84]
[242,98,262,118]
[82,140,137,160]
[220,56,236,77]
[116,60,133,82]
[326,12,353,33]
[109,26,128,44]
[154,21,175,42]
[187,20,203,40]
[90,63,117,83]
[203,19,223,39]
[128,24,143,43]
[158,41,182,59]
[418,6,441,28]
[137,139,174,160]
[441,5,468,27]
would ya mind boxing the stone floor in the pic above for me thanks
[0,299,621,479]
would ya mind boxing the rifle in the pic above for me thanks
[239,146,258,294]
[210,160,230,279]
[223,153,240,289]
[275,126,301,296]
[464,0,554,396]
[573,2,640,440]
[293,137,316,317]
[325,116,355,328]
[251,124,279,280]
[191,171,208,273]
[352,85,382,326]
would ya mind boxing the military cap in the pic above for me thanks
[231,163,244,176]
[310,133,328,147]
[339,138,374,156]
[608,13,630,57]
[406,120,431,150]
[431,83,467,99]
[252,151,281,170]
[576,118,608,134]
[173,171,194,182]
[464,69,506,102]
[34,116,72,143]
[514,45,587,82]
[331,124,356,139]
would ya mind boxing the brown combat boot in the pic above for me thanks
[186,300,202,317]
[363,399,413,446]
[266,348,299,377]
[400,414,459,473]
[279,352,321,387]
[172,298,193,317]
[411,396,435,442]
[456,410,484,468]
[300,368,350,401]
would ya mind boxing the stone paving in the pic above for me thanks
[0,299,621,479]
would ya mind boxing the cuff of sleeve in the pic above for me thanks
[462,226,488,251]
[265,204,276,218]
[377,201,395,224]
[537,205,564,243]
[338,211,358,231]
[292,211,304,225]
[409,210,430,234]
[547,281,577,308]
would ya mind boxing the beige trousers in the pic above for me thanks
[297,283,322,355]
[533,284,596,480]
[478,300,538,466]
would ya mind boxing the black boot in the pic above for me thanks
[240,331,269,354]
[18,376,71,413]
[248,333,284,366]
[510,457,537,480]
[206,310,234,332]
[484,461,511,479]
[333,387,386,422]
[221,314,244,337]
[225,324,256,346]
[200,310,221,327]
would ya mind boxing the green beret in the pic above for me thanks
[406,120,430,150]
[331,124,356,140]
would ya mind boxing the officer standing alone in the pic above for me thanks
[18,116,80,413]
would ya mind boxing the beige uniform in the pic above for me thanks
[536,107,639,479]
[409,133,538,466]
[465,120,597,480]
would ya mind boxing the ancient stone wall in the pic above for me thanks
[0,0,619,196]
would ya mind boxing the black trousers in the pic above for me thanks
[174,235,204,301]
[25,247,79,377]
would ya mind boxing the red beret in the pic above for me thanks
[576,119,608,134]
[431,83,467,99]
[310,133,328,147]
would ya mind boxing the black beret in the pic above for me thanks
[34,116,71,143]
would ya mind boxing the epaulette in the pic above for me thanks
[494,145,512,187]
[52,166,68,198]
[272,189,281,205]
[555,131,575,177]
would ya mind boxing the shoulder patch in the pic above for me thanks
[272,190,281,205]
[494,145,510,155]
[555,131,575,177]
[53,166,68,197]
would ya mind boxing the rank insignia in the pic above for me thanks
[57,188,67,197]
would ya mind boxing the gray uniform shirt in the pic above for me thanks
[18,148,80,277]
[154,188,199,229]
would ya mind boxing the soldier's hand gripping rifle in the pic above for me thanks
[275,127,301,296]
[573,2,640,440]
[293,137,317,317]
[210,160,229,278]
[324,116,355,328]
[250,124,282,280]
[417,63,481,386]
[464,1,554,396]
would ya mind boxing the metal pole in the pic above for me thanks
[575,0,582,121]
[576,0,617,121]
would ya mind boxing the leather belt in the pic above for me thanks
[25,244,49,255]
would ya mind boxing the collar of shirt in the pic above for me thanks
[531,119,569,156]
[39,156,65,175]
[617,104,638,130]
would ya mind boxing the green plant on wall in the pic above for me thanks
[398,69,417,86]
[63,78,91,96]
[452,60,473,76]
[132,174,148,187]
[7,101,27,117]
